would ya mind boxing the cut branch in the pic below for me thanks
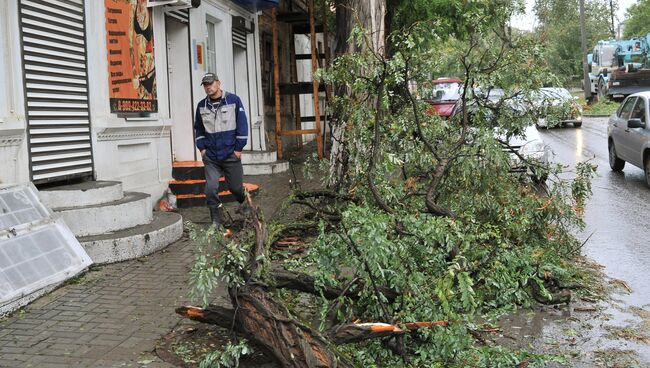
[246,194,268,281]
[367,65,394,214]
[425,157,456,217]
[176,305,239,331]
[270,267,399,302]
[294,190,359,203]
[328,320,449,344]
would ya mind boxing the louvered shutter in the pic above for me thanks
[232,27,247,49]
[19,0,94,184]
[165,7,189,23]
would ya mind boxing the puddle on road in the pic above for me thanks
[494,267,650,367]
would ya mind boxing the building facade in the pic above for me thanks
[0,0,271,203]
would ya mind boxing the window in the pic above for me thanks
[619,97,637,120]
[206,21,217,73]
[631,98,646,122]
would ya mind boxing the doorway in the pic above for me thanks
[233,41,252,151]
[165,16,194,161]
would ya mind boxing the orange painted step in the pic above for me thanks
[168,178,225,185]
[173,160,204,168]
[176,183,259,198]
[175,183,260,208]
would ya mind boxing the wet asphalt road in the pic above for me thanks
[538,116,650,308]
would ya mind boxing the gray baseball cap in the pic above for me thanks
[201,72,219,85]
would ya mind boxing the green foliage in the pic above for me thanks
[186,222,249,306]
[185,2,597,366]
[386,0,524,40]
[533,0,614,84]
[199,340,252,368]
[583,99,619,115]
[308,8,597,367]
[623,0,650,38]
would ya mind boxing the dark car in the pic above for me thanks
[423,78,462,118]
[608,91,650,186]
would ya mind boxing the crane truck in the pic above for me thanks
[587,33,650,101]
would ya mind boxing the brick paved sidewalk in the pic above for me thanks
[0,233,195,368]
[0,158,313,368]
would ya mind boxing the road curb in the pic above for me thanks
[583,114,611,118]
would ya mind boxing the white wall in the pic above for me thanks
[167,17,195,161]
[0,0,267,192]
[0,0,30,185]
[190,0,265,151]
[190,1,233,106]
[85,1,172,203]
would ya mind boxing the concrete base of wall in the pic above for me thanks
[241,150,289,175]
[243,161,289,175]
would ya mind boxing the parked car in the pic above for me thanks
[498,124,550,181]
[528,87,583,128]
[607,91,650,186]
[423,77,462,118]
[453,88,550,180]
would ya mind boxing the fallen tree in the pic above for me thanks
[178,2,598,366]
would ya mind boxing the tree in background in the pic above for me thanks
[623,0,650,38]
[534,0,613,85]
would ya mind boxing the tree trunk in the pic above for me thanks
[334,0,386,55]
[330,0,387,188]
[178,196,351,368]
[177,287,350,368]
[227,285,350,368]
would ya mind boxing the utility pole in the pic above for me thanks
[609,0,616,38]
[580,0,591,100]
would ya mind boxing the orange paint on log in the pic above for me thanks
[356,323,398,333]
[185,307,205,318]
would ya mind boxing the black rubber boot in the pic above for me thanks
[209,205,222,228]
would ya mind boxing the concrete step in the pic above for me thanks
[241,150,278,164]
[39,181,123,208]
[243,161,290,175]
[78,211,183,264]
[52,192,153,237]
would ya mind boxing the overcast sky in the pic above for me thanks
[510,0,637,32]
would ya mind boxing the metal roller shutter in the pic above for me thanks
[19,0,93,184]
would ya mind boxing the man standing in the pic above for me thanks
[194,72,248,228]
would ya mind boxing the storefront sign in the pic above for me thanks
[196,43,204,66]
[105,0,158,113]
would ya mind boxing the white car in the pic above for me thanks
[529,88,583,128]
[608,91,650,186]
[500,125,550,181]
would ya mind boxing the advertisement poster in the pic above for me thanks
[105,0,158,113]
